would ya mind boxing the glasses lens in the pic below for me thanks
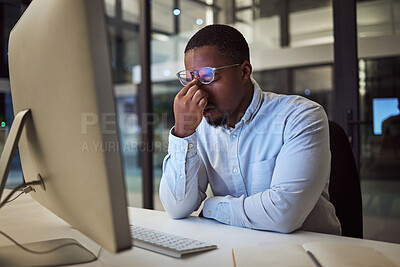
[177,70,192,85]
[197,67,214,84]
[185,70,194,83]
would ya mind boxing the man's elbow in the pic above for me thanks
[160,193,198,219]
[163,203,193,219]
[275,222,301,234]
[272,216,304,234]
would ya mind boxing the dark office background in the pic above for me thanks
[1,0,399,243]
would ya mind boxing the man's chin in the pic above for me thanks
[204,114,230,127]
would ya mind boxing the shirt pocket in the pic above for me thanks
[248,156,277,193]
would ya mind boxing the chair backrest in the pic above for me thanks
[328,120,363,238]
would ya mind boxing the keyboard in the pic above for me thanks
[130,225,217,258]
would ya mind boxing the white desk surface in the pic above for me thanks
[1,192,400,267]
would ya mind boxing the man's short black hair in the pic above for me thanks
[184,24,250,64]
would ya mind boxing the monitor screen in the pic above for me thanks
[5,0,131,254]
[373,98,400,135]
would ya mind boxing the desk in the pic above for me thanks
[1,192,400,266]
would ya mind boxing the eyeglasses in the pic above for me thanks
[176,63,240,86]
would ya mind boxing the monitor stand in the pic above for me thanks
[0,109,97,266]
[0,238,97,266]
[0,110,33,200]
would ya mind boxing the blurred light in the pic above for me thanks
[152,33,170,42]
[163,69,171,76]
[196,19,204,25]
[304,89,311,96]
[359,59,366,97]
[1,122,5,128]
[173,9,181,16]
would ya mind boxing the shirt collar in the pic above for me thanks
[233,78,263,128]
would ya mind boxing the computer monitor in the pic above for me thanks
[373,98,400,135]
[0,0,131,262]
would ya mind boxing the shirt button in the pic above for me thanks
[232,133,237,138]
[233,168,238,173]
[226,218,230,223]
[208,211,211,216]
[180,146,185,151]
[188,143,193,149]
[179,175,184,179]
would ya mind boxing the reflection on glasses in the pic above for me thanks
[176,63,240,86]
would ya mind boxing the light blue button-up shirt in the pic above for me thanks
[159,79,341,235]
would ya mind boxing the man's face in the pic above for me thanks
[184,45,249,127]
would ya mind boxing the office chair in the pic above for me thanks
[328,120,363,238]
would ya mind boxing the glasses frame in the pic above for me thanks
[176,63,240,86]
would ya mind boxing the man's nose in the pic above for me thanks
[198,84,210,97]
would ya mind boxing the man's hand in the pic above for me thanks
[173,79,208,138]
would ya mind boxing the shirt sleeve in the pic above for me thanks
[202,104,331,233]
[159,127,208,219]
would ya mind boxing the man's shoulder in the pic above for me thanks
[259,91,323,116]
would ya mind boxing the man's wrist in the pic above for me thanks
[173,127,195,138]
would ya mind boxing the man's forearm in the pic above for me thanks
[159,128,207,218]
[159,155,205,218]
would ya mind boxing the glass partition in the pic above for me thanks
[358,56,400,243]
[293,65,333,118]
[357,0,400,38]
[289,0,333,47]
[106,0,142,207]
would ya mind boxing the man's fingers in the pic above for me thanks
[198,97,207,108]
[185,83,201,99]
[178,79,199,96]
[192,89,207,104]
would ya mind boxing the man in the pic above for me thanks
[159,24,341,235]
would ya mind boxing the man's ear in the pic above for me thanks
[241,61,252,83]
